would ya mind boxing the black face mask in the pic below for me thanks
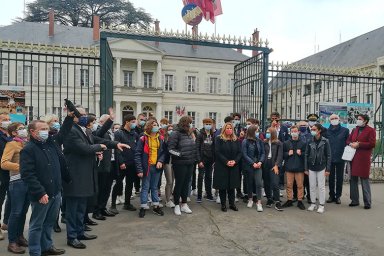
[299,127,307,133]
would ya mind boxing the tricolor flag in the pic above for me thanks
[182,0,223,23]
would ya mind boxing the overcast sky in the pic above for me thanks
[1,0,384,63]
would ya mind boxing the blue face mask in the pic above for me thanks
[140,120,146,127]
[152,127,159,133]
[204,124,212,131]
[168,130,173,135]
[78,116,88,127]
[299,127,307,133]
[310,131,317,136]
[246,124,251,129]
[266,133,271,139]
[161,124,168,129]
[189,123,193,128]
[130,123,137,129]
[38,130,49,141]
[256,132,260,138]
[51,122,60,131]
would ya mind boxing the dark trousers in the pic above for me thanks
[236,160,244,196]
[111,164,136,207]
[8,180,29,243]
[197,160,213,198]
[29,192,61,256]
[219,189,235,206]
[329,162,345,199]
[94,171,113,214]
[134,175,141,193]
[191,165,197,190]
[173,164,193,205]
[65,196,87,240]
[157,169,164,190]
[0,170,11,224]
[279,165,286,187]
[263,159,280,202]
[350,176,371,207]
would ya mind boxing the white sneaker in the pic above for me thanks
[317,205,325,214]
[216,196,221,204]
[174,205,181,216]
[166,201,175,208]
[187,197,191,202]
[158,203,164,208]
[279,191,283,197]
[262,188,266,197]
[141,204,150,210]
[235,197,239,202]
[180,204,192,214]
[116,196,123,205]
[247,200,254,208]
[192,189,198,196]
[148,195,152,203]
[256,203,263,212]
[308,204,317,211]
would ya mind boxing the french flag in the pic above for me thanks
[182,0,223,23]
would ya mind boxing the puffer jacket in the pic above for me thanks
[196,128,215,163]
[305,136,331,172]
[168,127,197,165]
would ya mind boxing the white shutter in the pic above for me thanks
[196,77,199,93]
[89,68,94,87]
[173,75,177,91]
[162,74,165,90]
[3,64,8,84]
[184,76,188,92]
[206,78,210,93]
[47,66,52,85]
[33,66,38,85]
[217,78,222,94]
[17,65,22,85]
[62,67,67,86]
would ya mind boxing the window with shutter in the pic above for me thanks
[47,66,52,85]
[89,67,94,87]
[33,66,38,85]
[2,64,8,84]
[53,67,61,86]
[17,65,23,85]
[196,77,199,92]
[217,78,222,94]
[62,67,67,86]
[174,75,177,91]
[184,76,188,92]
[75,67,80,86]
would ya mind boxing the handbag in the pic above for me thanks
[342,145,356,161]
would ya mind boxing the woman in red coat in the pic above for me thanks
[346,114,376,209]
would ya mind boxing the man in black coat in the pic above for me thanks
[62,107,128,249]
[20,114,74,256]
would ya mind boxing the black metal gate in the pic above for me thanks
[99,37,113,115]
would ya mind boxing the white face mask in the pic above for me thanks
[17,129,28,138]
[356,120,364,127]
[291,132,299,138]
[92,123,99,131]
[308,121,316,127]
[330,119,340,126]
[1,121,11,129]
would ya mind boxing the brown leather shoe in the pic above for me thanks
[17,236,29,247]
[8,243,26,254]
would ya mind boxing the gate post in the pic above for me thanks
[100,36,113,114]
[261,52,270,131]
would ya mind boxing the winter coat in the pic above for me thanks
[326,124,349,163]
[168,127,197,165]
[304,136,331,172]
[213,136,242,190]
[93,118,114,173]
[62,125,118,197]
[134,133,166,177]
[114,128,139,166]
[283,139,306,172]
[346,126,376,178]
[242,139,265,171]
[263,140,283,167]
[196,128,215,163]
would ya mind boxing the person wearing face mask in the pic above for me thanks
[262,127,284,211]
[168,116,197,216]
[62,107,129,249]
[326,114,349,205]
[305,123,331,214]
[133,113,147,195]
[135,119,166,218]
[0,113,12,240]
[196,118,215,203]
[163,124,175,208]
[232,113,246,201]
[347,114,375,210]
[111,114,139,213]
[20,119,72,256]
[306,114,327,138]
[281,126,306,210]
[157,118,169,197]
[213,122,242,212]
[1,123,29,253]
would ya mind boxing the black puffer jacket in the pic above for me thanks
[196,128,215,163]
[168,127,197,165]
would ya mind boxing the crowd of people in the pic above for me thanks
[0,103,376,255]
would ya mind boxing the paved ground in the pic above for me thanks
[1,183,384,256]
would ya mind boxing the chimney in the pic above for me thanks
[237,47,243,53]
[192,25,198,50]
[252,28,260,57]
[48,9,54,37]
[93,15,100,41]
[154,19,160,47]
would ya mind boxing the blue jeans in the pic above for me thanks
[65,196,87,240]
[140,166,161,207]
[29,192,61,256]
[8,179,30,243]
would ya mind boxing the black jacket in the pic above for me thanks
[20,137,71,202]
[305,136,331,172]
[168,127,197,165]
[114,128,139,166]
[263,141,283,167]
[196,128,215,163]
[242,139,265,171]
[278,125,290,142]
[63,124,118,197]
[283,139,306,172]
[326,124,349,163]
[0,129,11,173]
[93,118,114,173]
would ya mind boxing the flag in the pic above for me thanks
[203,0,215,22]
[213,0,223,16]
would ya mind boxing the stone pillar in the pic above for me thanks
[156,102,163,119]
[115,100,121,124]
[137,59,142,88]
[157,61,162,89]
[136,101,142,116]
[115,57,121,87]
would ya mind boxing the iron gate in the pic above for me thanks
[100,37,113,115]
